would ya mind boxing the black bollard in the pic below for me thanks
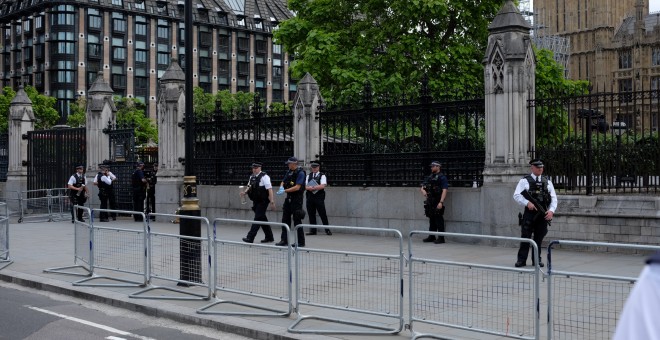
[178,175,201,285]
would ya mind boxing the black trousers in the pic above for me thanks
[99,190,117,220]
[280,195,305,245]
[517,210,548,263]
[70,194,87,221]
[146,188,155,215]
[306,192,330,233]
[246,201,274,241]
[133,187,146,221]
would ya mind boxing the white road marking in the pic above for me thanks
[26,305,156,340]
[106,337,128,340]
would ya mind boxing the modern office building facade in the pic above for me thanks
[0,0,294,120]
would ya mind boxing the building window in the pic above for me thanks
[34,16,43,30]
[112,0,123,6]
[199,31,212,47]
[237,37,249,51]
[112,13,127,33]
[135,50,147,63]
[112,65,126,89]
[57,71,74,83]
[112,37,125,60]
[51,42,75,55]
[157,19,169,39]
[618,49,632,69]
[652,47,660,67]
[135,23,147,36]
[218,33,230,59]
[88,34,102,58]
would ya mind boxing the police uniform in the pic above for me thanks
[67,165,87,222]
[513,159,557,267]
[276,157,306,247]
[305,161,332,236]
[132,162,147,221]
[146,164,157,218]
[613,252,660,340]
[242,162,275,243]
[421,161,449,244]
[94,165,117,221]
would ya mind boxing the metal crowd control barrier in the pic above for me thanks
[11,188,74,223]
[198,218,293,317]
[408,232,541,340]
[0,202,12,270]
[289,224,404,335]
[547,240,660,340]
[5,191,22,221]
[130,213,212,301]
[73,209,148,287]
[44,206,93,277]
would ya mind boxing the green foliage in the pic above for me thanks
[274,0,504,104]
[213,90,256,119]
[0,87,15,132]
[534,48,589,145]
[0,86,60,132]
[115,97,158,145]
[67,96,87,127]
[193,87,216,121]
[24,86,60,129]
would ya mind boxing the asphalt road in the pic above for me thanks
[0,283,253,340]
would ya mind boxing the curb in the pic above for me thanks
[0,269,304,340]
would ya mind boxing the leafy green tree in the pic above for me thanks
[534,48,589,145]
[0,86,61,132]
[66,96,87,127]
[214,90,255,119]
[274,0,505,104]
[193,86,216,120]
[115,97,158,145]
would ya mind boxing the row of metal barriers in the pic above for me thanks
[4,188,72,223]
[4,205,658,340]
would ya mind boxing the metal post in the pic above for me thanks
[179,0,202,285]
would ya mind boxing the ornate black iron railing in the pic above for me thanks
[27,127,86,192]
[529,88,659,194]
[0,133,7,182]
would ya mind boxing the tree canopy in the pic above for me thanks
[0,86,59,132]
[274,0,506,104]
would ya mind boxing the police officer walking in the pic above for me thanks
[67,165,89,223]
[93,163,117,222]
[131,161,147,222]
[512,159,557,267]
[275,157,306,247]
[305,160,332,236]
[241,162,276,243]
[420,161,449,244]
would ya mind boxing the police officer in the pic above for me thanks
[305,161,332,236]
[241,162,276,243]
[67,165,89,223]
[93,164,117,222]
[613,252,660,340]
[275,157,306,247]
[420,161,449,244]
[146,163,157,220]
[131,161,147,222]
[512,159,557,267]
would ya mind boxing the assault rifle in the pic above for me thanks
[521,189,552,226]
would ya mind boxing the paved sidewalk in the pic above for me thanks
[0,216,650,340]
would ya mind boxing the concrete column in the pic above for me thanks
[291,73,323,164]
[5,86,34,206]
[480,1,536,237]
[156,59,186,214]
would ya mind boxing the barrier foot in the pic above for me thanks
[412,332,460,340]
[197,299,291,317]
[288,315,402,335]
[43,265,92,277]
[0,260,13,270]
[73,275,146,288]
[129,285,210,301]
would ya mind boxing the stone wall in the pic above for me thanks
[197,185,660,248]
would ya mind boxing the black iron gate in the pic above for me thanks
[27,127,86,191]
[103,123,157,210]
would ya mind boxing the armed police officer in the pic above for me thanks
[67,165,89,223]
[93,163,117,222]
[513,159,557,268]
[420,161,449,244]
[131,161,147,222]
[241,162,276,243]
[275,157,306,248]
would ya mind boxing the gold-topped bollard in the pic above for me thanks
[178,175,201,285]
